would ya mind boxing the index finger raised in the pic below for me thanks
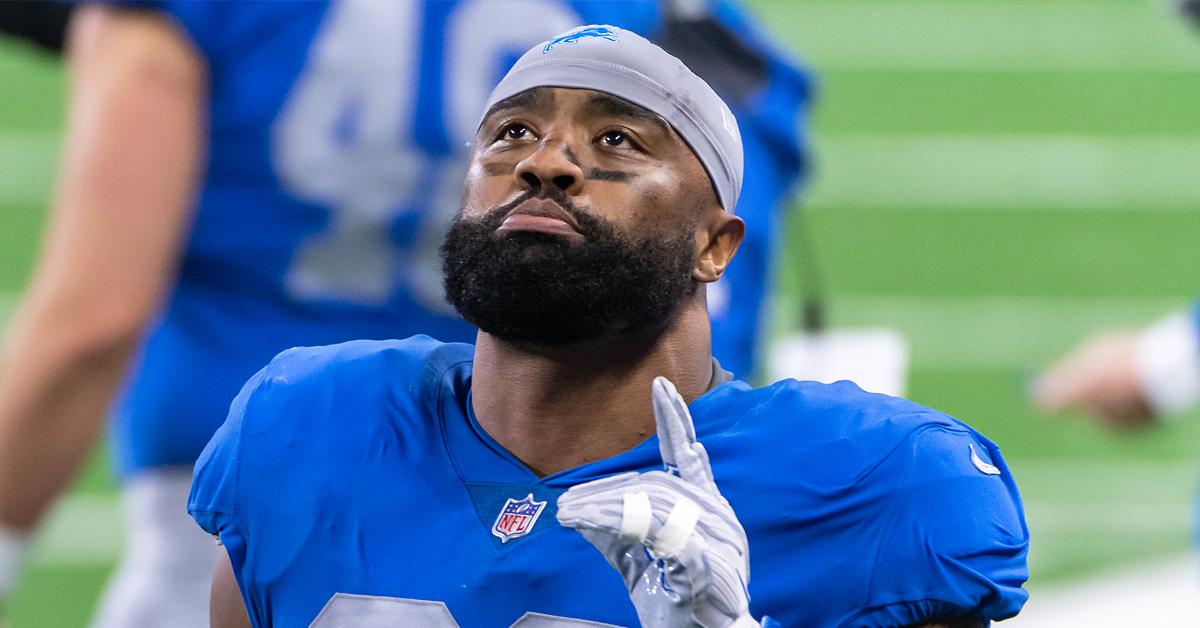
[652,376,718,492]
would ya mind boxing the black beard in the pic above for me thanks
[441,192,698,346]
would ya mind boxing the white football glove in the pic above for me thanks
[556,377,759,628]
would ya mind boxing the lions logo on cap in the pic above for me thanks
[543,25,619,54]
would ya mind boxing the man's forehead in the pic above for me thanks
[485,88,551,117]
[483,87,671,134]
[479,25,742,210]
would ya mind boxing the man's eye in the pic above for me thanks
[600,131,626,147]
[502,124,532,140]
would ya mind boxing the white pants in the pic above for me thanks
[90,468,217,628]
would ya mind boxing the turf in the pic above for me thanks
[812,69,1200,136]
[6,565,112,628]
[793,207,1200,298]
[3,1,1200,624]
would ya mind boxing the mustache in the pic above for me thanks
[480,187,589,228]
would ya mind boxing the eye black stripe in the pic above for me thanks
[585,168,632,182]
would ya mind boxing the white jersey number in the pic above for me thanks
[273,0,578,306]
[309,593,620,627]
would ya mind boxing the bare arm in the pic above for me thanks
[1032,331,1153,429]
[211,549,252,628]
[0,4,204,533]
[1034,308,1200,427]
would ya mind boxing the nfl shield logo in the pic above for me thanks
[491,493,547,543]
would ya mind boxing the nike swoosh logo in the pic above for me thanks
[970,444,1001,476]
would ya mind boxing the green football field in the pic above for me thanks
[2,1,1200,625]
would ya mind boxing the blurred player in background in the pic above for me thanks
[0,1,809,625]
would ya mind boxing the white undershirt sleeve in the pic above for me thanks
[0,524,30,599]
[1134,309,1200,417]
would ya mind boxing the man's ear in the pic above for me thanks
[693,212,744,283]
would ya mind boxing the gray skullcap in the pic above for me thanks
[483,25,743,212]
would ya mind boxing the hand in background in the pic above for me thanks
[1032,331,1155,430]
[1034,310,1200,429]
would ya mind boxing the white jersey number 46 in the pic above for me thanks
[273,0,578,307]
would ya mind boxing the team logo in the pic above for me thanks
[491,493,548,542]
[969,444,1001,476]
[543,25,619,54]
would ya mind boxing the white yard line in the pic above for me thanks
[1014,457,1200,477]
[0,130,58,205]
[31,494,123,567]
[776,295,1185,369]
[0,292,17,324]
[1008,555,1200,626]
[0,293,18,335]
[754,0,1200,72]
[1024,502,1193,531]
[807,134,1200,210]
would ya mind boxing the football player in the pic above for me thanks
[0,1,809,625]
[195,26,1029,628]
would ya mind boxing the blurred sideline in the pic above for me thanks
[1009,555,1200,626]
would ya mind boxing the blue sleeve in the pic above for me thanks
[186,364,267,536]
[185,340,354,534]
[187,337,450,534]
[188,339,444,628]
[850,427,1030,626]
[187,354,293,628]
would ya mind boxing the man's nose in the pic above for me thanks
[514,140,585,196]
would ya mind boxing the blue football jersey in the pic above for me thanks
[190,338,1029,627]
[101,0,810,476]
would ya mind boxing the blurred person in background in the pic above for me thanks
[1033,308,1200,428]
[0,1,809,626]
